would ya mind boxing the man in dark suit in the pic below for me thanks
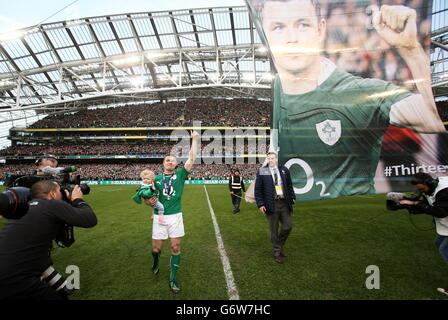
[255,152,296,264]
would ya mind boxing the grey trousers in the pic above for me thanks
[267,199,293,257]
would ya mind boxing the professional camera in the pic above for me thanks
[0,166,90,219]
[52,167,91,203]
[386,192,422,211]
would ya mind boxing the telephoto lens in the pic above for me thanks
[0,187,31,219]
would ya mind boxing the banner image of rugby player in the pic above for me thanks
[246,0,447,201]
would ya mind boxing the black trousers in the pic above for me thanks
[231,190,242,211]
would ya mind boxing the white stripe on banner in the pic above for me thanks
[203,185,240,300]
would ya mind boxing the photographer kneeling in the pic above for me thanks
[394,173,448,296]
[0,180,97,300]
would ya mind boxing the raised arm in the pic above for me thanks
[53,185,97,228]
[52,200,97,228]
[373,5,445,133]
[184,130,200,173]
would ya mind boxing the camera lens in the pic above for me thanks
[0,187,30,219]
[80,184,90,195]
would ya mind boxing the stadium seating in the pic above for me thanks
[0,163,260,181]
[30,99,272,129]
[0,98,271,182]
[0,143,260,157]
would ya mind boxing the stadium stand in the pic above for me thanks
[0,163,260,181]
[1,98,270,182]
[30,99,271,129]
[0,143,260,157]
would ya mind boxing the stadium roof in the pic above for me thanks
[0,4,448,113]
[431,1,448,97]
[0,6,271,114]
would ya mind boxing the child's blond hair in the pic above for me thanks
[140,169,155,181]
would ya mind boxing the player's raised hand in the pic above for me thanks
[191,130,200,142]
[372,5,418,50]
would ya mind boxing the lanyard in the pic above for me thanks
[270,167,284,197]
[270,167,281,186]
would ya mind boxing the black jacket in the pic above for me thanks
[409,188,448,218]
[254,165,296,215]
[0,198,97,292]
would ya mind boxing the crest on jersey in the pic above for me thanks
[316,120,341,146]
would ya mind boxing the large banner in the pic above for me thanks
[246,0,448,201]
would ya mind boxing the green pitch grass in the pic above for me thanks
[0,185,446,300]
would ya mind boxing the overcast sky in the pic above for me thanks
[0,0,246,33]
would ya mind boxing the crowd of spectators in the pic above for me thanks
[322,0,431,91]
[0,142,263,157]
[0,163,261,181]
[0,143,173,157]
[30,99,271,129]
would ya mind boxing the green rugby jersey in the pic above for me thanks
[154,166,189,215]
[273,68,412,201]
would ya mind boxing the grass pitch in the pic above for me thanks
[0,185,446,300]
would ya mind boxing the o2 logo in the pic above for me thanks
[284,158,331,198]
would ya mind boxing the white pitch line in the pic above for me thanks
[203,185,240,300]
